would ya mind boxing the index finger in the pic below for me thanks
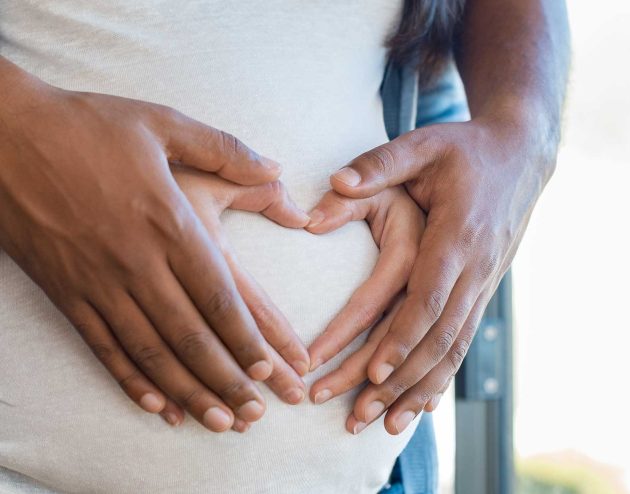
[155,105,283,186]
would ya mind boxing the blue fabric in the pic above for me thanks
[379,61,469,494]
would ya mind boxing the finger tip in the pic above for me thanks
[160,411,183,427]
[347,416,366,435]
[283,387,306,405]
[305,209,326,232]
[369,361,395,385]
[309,356,324,372]
[331,167,362,187]
[140,393,166,413]
[232,419,251,433]
[247,360,273,381]
[312,387,333,405]
[291,359,310,377]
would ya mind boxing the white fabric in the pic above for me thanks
[0,1,421,493]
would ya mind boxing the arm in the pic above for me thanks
[0,56,309,431]
[308,0,570,434]
[455,0,570,180]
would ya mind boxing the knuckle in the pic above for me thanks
[432,323,458,358]
[387,377,415,397]
[156,103,180,122]
[218,379,253,402]
[175,331,213,361]
[459,222,484,252]
[117,370,142,388]
[274,337,297,358]
[180,388,203,409]
[449,338,471,371]
[233,339,264,360]
[424,289,446,321]
[89,342,117,365]
[352,302,381,330]
[218,130,242,158]
[162,200,194,239]
[363,146,395,177]
[387,333,414,364]
[133,346,167,374]
[478,251,501,279]
[250,303,276,332]
[413,389,435,408]
[264,180,284,198]
[203,289,235,320]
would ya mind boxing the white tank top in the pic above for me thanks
[0,1,421,493]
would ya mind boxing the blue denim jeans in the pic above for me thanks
[378,413,438,494]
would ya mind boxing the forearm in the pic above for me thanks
[454,0,571,173]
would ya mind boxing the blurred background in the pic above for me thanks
[434,1,630,492]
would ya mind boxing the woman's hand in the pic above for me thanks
[0,57,310,433]
[320,118,556,433]
[171,167,310,431]
[309,294,407,435]
[304,186,425,399]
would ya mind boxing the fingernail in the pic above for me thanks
[333,168,361,187]
[285,388,305,404]
[237,400,265,421]
[307,209,325,228]
[233,419,251,433]
[353,421,367,435]
[365,400,386,423]
[394,411,416,434]
[375,363,395,384]
[313,389,333,404]
[203,407,232,431]
[310,358,323,372]
[247,360,273,380]
[261,157,282,173]
[161,412,181,427]
[139,393,163,413]
[292,360,310,377]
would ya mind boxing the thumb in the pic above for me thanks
[304,190,375,235]
[330,129,441,199]
[157,106,282,186]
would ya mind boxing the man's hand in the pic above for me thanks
[172,167,311,431]
[325,117,556,434]
[313,0,570,434]
[0,58,309,432]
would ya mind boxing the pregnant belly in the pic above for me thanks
[0,194,420,494]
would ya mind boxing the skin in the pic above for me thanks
[1,0,570,441]
[309,0,571,435]
[171,167,312,431]
[0,56,310,433]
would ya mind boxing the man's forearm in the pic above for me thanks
[454,0,571,172]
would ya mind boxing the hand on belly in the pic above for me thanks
[175,165,426,434]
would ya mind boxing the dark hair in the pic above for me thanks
[388,0,465,86]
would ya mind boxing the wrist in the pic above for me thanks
[473,96,560,183]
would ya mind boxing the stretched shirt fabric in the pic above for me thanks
[0,1,425,493]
